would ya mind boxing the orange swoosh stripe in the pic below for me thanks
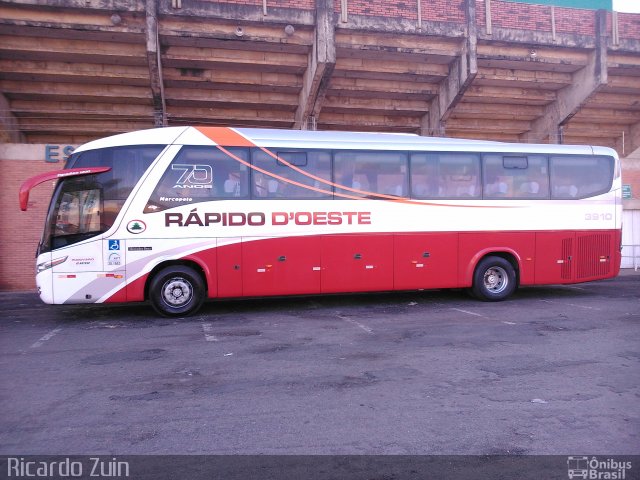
[195,126,516,208]
[196,126,254,147]
[216,145,363,200]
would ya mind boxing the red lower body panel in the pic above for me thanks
[394,233,459,290]
[107,229,621,302]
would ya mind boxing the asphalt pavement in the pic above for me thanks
[0,272,638,455]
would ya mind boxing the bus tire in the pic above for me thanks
[471,256,517,301]
[149,265,205,317]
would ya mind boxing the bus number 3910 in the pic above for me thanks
[585,213,613,221]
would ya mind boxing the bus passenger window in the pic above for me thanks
[334,151,408,198]
[410,154,440,197]
[550,155,613,199]
[146,146,249,212]
[411,153,480,199]
[251,149,331,199]
[482,154,549,199]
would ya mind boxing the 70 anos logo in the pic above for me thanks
[172,164,213,189]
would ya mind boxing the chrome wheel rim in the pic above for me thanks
[483,266,508,294]
[161,277,193,307]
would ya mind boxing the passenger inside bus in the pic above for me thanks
[445,172,478,197]
[485,176,509,196]
[253,172,281,197]
[519,179,541,194]
[553,171,579,198]
[224,171,242,196]
[379,174,405,196]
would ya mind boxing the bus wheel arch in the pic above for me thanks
[470,253,519,301]
[146,261,207,317]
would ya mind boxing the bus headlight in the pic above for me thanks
[37,256,68,273]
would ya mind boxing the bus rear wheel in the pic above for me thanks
[149,265,205,317]
[471,256,517,301]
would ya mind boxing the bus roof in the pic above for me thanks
[73,127,189,154]
[73,126,617,158]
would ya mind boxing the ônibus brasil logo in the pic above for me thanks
[126,220,146,234]
[567,456,632,479]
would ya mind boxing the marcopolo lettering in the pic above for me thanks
[159,196,193,202]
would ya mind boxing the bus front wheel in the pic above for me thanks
[471,256,517,301]
[149,265,205,317]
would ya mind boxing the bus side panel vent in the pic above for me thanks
[576,234,611,280]
[561,238,573,280]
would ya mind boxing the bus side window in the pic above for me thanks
[550,155,613,199]
[411,153,480,199]
[213,147,250,198]
[334,151,368,195]
[250,149,332,199]
[146,146,249,212]
[482,154,549,199]
[334,150,408,198]
[447,154,479,198]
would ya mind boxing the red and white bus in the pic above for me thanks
[20,127,622,316]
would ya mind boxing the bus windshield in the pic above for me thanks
[39,145,164,254]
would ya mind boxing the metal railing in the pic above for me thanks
[621,244,640,271]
